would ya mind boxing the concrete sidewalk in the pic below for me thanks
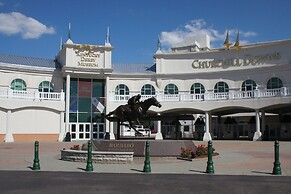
[0,140,290,176]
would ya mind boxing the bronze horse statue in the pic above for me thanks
[105,97,162,134]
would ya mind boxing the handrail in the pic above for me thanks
[0,87,64,101]
[109,87,291,102]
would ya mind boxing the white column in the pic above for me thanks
[203,111,212,141]
[105,76,115,140]
[253,110,262,141]
[58,111,65,142]
[4,110,14,142]
[261,110,266,138]
[65,74,71,136]
[109,121,115,140]
[155,113,163,140]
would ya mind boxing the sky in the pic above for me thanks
[0,0,291,64]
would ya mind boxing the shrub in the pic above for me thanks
[195,144,207,156]
[180,147,196,159]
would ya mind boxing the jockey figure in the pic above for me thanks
[127,94,141,107]
[127,94,141,117]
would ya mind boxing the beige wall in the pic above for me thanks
[0,109,6,135]
[11,109,61,134]
[0,68,63,92]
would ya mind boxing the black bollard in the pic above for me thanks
[32,141,40,170]
[206,141,214,174]
[143,141,151,173]
[272,140,282,175]
[85,141,94,172]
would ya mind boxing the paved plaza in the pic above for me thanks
[0,140,291,175]
[1,140,291,193]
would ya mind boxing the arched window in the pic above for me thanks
[10,79,26,91]
[241,80,257,91]
[214,81,229,93]
[38,81,54,92]
[115,84,129,95]
[164,84,179,94]
[190,83,205,94]
[141,84,155,95]
[267,77,283,89]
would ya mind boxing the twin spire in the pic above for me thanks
[61,23,111,48]
[223,30,241,50]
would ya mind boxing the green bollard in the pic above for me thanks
[206,140,214,174]
[143,141,151,173]
[272,140,282,175]
[85,141,94,172]
[32,141,40,170]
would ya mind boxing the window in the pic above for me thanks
[267,77,283,89]
[241,80,257,91]
[115,84,129,95]
[214,81,229,93]
[184,125,190,132]
[190,83,205,94]
[38,81,54,92]
[164,84,179,94]
[141,84,155,95]
[10,79,26,91]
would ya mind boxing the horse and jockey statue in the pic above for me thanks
[105,94,162,134]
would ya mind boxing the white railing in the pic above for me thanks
[0,87,64,101]
[109,87,291,102]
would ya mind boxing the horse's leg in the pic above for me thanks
[136,118,142,127]
[129,121,142,136]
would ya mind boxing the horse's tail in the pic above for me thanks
[105,111,114,118]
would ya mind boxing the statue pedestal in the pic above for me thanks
[91,140,196,157]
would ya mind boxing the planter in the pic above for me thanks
[61,149,134,164]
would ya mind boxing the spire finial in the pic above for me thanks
[234,30,241,50]
[223,30,231,49]
[157,36,161,50]
[106,26,110,44]
[65,23,73,44]
[68,23,71,40]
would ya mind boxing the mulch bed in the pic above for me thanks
[177,152,219,161]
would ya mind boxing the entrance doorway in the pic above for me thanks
[70,122,105,140]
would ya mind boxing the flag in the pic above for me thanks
[92,97,105,113]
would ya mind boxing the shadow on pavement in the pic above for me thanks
[189,169,207,174]
[130,168,144,173]
[251,170,273,175]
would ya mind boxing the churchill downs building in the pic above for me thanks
[1,31,291,142]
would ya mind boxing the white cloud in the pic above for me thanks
[160,19,257,49]
[0,12,55,39]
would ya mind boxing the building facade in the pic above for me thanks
[1,34,291,142]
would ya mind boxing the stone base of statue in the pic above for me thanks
[89,140,196,157]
